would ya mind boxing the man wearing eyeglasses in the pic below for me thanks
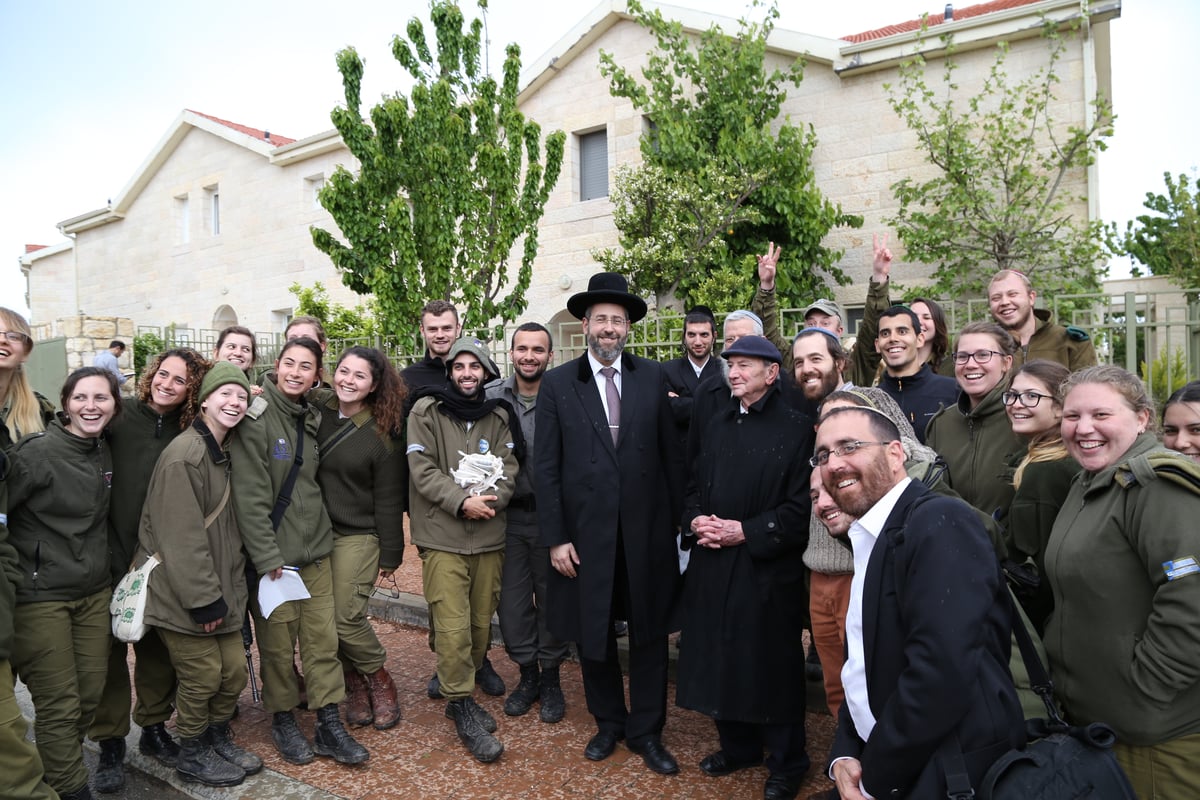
[987,270,1097,371]
[815,407,1023,800]
[536,273,685,776]
[874,306,957,443]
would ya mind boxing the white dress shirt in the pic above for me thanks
[830,476,912,798]
[587,351,621,421]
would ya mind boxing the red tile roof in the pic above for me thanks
[842,0,1045,43]
[186,109,296,146]
[24,244,47,254]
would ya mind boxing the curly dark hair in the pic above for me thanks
[136,348,211,430]
[334,347,408,438]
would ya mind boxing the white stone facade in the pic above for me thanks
[20,0,1118,335]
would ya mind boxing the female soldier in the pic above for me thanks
[1161,380,1200,463]
[90,348,209,792]
[317,347,407,730]
[227,337,368,766]
[925,321,1025,539]
[1046,366,1200,795]
[139,362,260,787]
[8,367,121,800]
[1003,359,1079,633]
[0,307,54,451]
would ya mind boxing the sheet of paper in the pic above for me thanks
[258,569,311,619]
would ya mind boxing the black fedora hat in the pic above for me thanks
[566,272,648,322]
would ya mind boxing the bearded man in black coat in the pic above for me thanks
[677,335,815,800]
[536,273,685,776]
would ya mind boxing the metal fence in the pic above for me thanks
[136,288,1200,402]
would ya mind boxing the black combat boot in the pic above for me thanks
[175,731,246,787]
[313,703,370,765]
[503,663,540,717]
[475,655,506,696]
[94,737,125,793]
[447,697,504,763]
[139,721,180,766]
[538,664,566,723]
[271,710,315,765]
[209,720,263,775]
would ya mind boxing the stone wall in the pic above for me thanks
[31,314,136,391]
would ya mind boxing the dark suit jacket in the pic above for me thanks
[832,481,1023,798]
[662,355,722,437]
[535,352,684,661]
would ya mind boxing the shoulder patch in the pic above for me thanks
[1065,325,1090,342]
[406,443,426,455]
[1164,556,1199,581]
[246,395,269,419]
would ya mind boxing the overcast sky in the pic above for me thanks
[3,0,1196,320]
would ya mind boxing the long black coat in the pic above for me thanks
[535,353,684,661]
[662,355,722,449]
[676,384,813,723]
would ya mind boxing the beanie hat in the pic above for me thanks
[445,337,501,383]
[200,361,252,404]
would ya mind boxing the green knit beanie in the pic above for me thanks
[199,361,252,404]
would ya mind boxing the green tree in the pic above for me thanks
[595,0,860,312]
[885,21,1114,302]
[1108,171,1200,290]
[288,282,378,342]
[311,1,565,341]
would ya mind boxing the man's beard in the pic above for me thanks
[588,331,627,363]
[801,368,842,402]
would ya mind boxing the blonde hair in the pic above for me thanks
[1011,360,1072,488]
[0,307,46,442]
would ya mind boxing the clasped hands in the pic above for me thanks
[690,514,745,548]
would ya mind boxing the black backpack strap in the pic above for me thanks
[268,412,306,532]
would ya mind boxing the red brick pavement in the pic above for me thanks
[204,542,837,799]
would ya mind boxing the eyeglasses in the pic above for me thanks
[587,315,628,328]
[0,331,31,345]
[951,349,1005,365]
[1002,390,1052,408]
[809,440,892,468]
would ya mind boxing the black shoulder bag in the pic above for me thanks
[940,590,1137,800]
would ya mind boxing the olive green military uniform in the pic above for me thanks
[91,399,182,743]
[0,450,59,800]
[8,422,113,797]
[228,379,342,714]
[140,420,248,738]
[1011,309,1097,372]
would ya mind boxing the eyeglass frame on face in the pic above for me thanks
[1002,389,1052,408]
[951,349,1005,365]
[809,440,893,468]
[586,314,628,328]
[0,330,32,345]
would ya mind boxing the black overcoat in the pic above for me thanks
[675,384,813,723]
[535,352,684,661]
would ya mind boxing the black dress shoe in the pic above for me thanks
[699,749,763,777]
[628,737,679,775]
[764,773,802,800]
[584,730,622,761]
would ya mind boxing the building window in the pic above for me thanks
[578,129,608,201]
[643,116,659,154]
[205,185,220,236]
[175,194,190,245]
[306,173,325,210]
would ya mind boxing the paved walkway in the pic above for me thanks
[97,542,839,799]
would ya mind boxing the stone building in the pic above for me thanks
[19,0,1119,338]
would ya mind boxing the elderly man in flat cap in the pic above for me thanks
[535,272,685,775]
[676,335,815,800]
